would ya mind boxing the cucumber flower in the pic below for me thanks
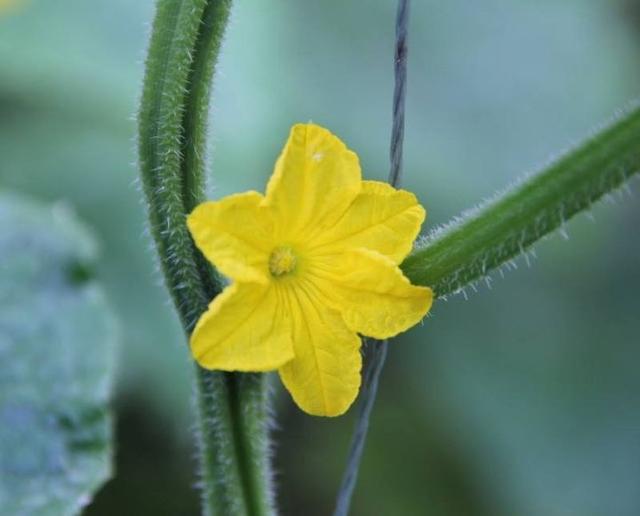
[187,124,432,416]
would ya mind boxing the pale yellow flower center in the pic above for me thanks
[269,246,297,277]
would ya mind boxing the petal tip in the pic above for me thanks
[290,386,360,418]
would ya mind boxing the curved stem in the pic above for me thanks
[401,103,640,298]
[137,1,274,514]
[139,0,213,322]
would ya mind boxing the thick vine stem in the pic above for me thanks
[401,104,640,298]
[137,1,275,515]
[195,371,274,516]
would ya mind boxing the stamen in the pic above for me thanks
[269,246,297,277]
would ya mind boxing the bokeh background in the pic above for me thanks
[2,1,640,514]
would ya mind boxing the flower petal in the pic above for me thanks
[187,191,274,284]
[264,123,362,240]
[278,282,362,417]
[312,248,433,339]
[310,181,425,264]
[191,283,294,371]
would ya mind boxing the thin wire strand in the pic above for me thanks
[333,1,410,514]
[389,0,409,188]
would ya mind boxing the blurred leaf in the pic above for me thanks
[0,192,117,515]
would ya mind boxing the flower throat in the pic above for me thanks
[269,246,297,277]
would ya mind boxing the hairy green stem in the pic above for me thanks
[195,371,274,516]
[401,104,640,297]
[137,1,274,514]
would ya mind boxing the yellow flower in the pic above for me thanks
[187,124,433,416]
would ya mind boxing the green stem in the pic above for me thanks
[195,370,247,515]
[401,104,640,297]
[137,1,274,514]
[138,0,212,321]
[229,374,275,515]
[195,371,274,516]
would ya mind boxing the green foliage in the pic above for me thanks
[0,193,117,515]
[402,104,640,298]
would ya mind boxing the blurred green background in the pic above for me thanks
[2,0,640,514]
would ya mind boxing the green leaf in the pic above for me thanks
[401,104,640,297]
[0,193,117,516]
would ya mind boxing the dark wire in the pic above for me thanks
[389,0,409,189]
[333,1,410,514]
